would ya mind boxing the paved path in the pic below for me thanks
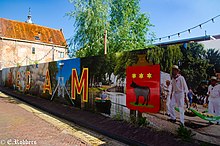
[0,92,126,146]
[143,106,220,145]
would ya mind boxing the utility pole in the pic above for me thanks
[104,30,107,55]
[52,46,54,61]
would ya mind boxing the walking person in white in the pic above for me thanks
[164,80,172,116]
[207,76,220,125]
[168,65,188,126]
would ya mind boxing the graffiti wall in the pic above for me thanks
[1,49,162,115]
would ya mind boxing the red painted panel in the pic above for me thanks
[126,65,160,113]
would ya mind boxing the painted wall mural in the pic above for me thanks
[1,49,162,115]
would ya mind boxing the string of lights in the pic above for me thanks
[151,14,220,42]
[36,48,53,61]
[26,48,54,63]
[71,14,220,47]
[13,48,54,66]
[15,46,69,66]
[53,48,66,54]
[19,56,28,64]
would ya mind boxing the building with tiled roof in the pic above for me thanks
[0,13,68,69]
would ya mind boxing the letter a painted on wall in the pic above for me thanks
[16,71,21,90]
[126,65,160,113]
[71,68,88,102]
[43,69,52,95]
[26,71,31,90]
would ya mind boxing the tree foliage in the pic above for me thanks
[206,48,220,76]
[67,0,109,57]
[114,51,138,80]
[179,43,209,88]
[67,0,153,57]
[160,45,183,73]
[108,0,153,53]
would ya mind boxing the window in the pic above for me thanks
[34,36,40,40]
[59,52,64,58]
[32,47,35,54]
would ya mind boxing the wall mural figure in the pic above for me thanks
[130,80,150,105]
[51,61,75,106]
[126,65,160,113]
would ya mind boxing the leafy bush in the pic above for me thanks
[176,125,195,142]
[137,117,150,126]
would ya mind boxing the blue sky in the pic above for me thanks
[0,0,220,43]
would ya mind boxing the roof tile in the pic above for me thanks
[0,18,66,47]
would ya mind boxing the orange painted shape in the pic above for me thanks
[26,71,31,90]
[43,69,52,95]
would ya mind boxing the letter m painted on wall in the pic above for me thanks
[71,68,88,102]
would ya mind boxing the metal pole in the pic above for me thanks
[104,30,107,55]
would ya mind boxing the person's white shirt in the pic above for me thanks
[208,84,220,101]
[172,75,188,94]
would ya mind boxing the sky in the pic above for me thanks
[0,0,220,44]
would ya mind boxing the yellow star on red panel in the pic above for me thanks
[147,73,152,79]
[132,73,137,79]
[139,73,144,79]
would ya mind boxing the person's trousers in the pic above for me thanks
[208,98,220,123]
[170,92,185,124]
[166,96,171,115]
[188,96,192,106]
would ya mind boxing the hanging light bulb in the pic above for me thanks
[199,24,202,29]
[178,33,180,37]
[188,29,191,34]
[168,36,170,40]
[212,18,215,23]
[159,38,161,41]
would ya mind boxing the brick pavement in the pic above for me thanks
[0,92,90,146]
[0,92,125,146]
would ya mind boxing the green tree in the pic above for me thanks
[160,45,183,73]
[180,43,209,89]
[67,0,109,57]
[81,56,106,86]
[113,45,182,81]
[114,51,138,80]
[206,48,220,77]
[67,0,153,57]
[103,53,117,84]
[108,0,153,53]
[146,46,164,64]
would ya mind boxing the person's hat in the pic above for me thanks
[172,65,180,71]
[210,76,217,81]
